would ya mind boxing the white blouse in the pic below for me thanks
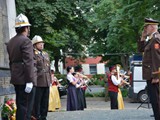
[111,75,122,86]
[67,73,75,83]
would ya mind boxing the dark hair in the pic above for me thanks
[72,72,77,76]
[109,66,115,72]
[15,26,28,34]
[74,65,82,72]
[67,66,72,73]
[51,70,54,74]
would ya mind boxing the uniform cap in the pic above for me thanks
[109,66,116,72]
[144,18,159,26]
[15,13,31,28]
[32,35,44,45]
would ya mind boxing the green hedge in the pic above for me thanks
[54,74,107,87]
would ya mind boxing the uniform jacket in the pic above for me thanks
[138,32,160,80]
[34,49,51,87]
[7,34,37,85]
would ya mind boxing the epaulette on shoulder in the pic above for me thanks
[155,33,160,39]
[42,51,47,55]
[34,49,39,55]
[154,33,160,43]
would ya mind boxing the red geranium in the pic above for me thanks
[1,96,16,120]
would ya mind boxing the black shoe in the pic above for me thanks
[150,115,154,117]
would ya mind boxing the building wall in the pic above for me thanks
[65,56,107,75]
[82,64,90,75]
[97,63,105,74]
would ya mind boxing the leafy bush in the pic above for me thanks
[121,88,128,97]
[54,74,68,86]
[89,74,106,87]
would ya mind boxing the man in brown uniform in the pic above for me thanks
[7,14,37,120]
[138,18,160,120]
[32,35,51,120]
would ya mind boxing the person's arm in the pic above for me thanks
[76,79,85,88]
[67,74,78,85]
[21,39,34,93]
[151,37,160,83]
[138,28,147,52]
[111,75,121,86]
[54,76,61,86]
[22,39,34,83]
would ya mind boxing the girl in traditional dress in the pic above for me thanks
[48,70,61,111]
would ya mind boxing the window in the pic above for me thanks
[105,66,109,73]
[89,64,97,74]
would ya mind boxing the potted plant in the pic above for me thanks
[1,96,16,120]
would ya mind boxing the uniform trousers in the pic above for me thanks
[109,91,118,109]
[33,87,49,120]
[14,85,36,120]
[146,80,160,120]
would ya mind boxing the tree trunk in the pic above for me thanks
[62,55,66,69]
[121,55,129,71]
[54,56,60,73]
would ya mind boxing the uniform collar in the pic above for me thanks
[145,32,157,42]
[149,31,157,39]
[34,48,42,54]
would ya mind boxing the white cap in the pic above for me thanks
[32,35,43,45]
[15,13,31,28]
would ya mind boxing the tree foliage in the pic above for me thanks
[88,0,160,69]
[15,0,97,72]
[15,0,160,71]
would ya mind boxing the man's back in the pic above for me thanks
[7,34,35,85]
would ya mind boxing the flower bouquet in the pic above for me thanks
[1,96,16,120]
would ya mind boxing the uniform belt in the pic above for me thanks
[11,61,24,64]
[41,69,48,72]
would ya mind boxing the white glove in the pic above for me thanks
[25,82,33,93]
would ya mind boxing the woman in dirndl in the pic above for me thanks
[66,66,79,111]
[73,72,85,110]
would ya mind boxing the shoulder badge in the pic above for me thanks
[154,43,159,49]
[154,33,160,44]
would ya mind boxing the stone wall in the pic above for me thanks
[0,0,9,68]
[0,0,16,103]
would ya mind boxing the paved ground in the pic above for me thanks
[47,96,153,120]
